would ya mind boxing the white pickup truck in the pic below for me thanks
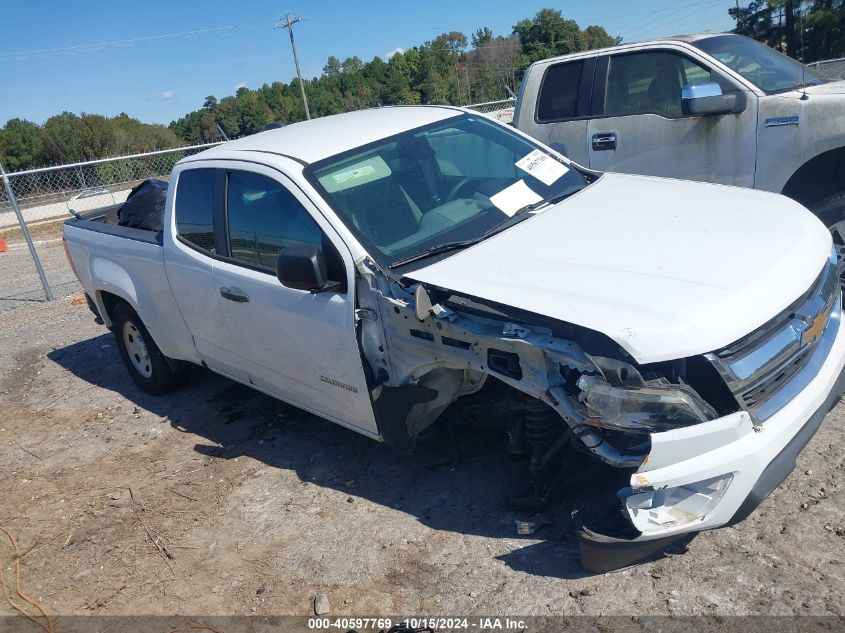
[63,106,845,572]
[514,33,845,243]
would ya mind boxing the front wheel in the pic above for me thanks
[111,302,187,395]
[813,192,845,283]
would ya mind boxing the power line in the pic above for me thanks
[615,0,725,38]
[0,24,266,62]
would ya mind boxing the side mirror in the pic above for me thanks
[276,245,339,293]
[681,82,743,116]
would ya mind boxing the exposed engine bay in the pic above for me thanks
[354,259,742,571]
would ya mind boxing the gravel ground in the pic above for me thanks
[0,221,81,310]
[1,225,844,620]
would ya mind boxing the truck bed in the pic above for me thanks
[62,203,193,363]
[65,203,162,245]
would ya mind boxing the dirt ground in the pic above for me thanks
[1,224,844,620]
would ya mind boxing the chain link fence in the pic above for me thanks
[0,143,222,230]
[465,98,516,124]
[0,143,221,309]
[0,101,514,307]
[808,57,845,80]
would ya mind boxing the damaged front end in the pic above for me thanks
[354,259,740,572]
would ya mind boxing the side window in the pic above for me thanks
[174,168,215,253]
[536,61,584,123]
[681,57,712,87]
[225,171,323,269]
[606,51,708,118]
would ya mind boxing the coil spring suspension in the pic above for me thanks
[522,396,558,464]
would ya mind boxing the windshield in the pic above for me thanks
[305,114,588,270]
[693,34,828,94]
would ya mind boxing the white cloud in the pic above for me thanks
[157,90,175,100]
[383,47,404,60]
[235,81,248,90]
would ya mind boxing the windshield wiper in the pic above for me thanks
[388,238,481,269]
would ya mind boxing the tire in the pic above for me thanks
[813,192,845,285]
[111,302,187,395]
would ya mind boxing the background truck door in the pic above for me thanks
[517,55,596,166]
[587,48,758,186]
[210,164,378,435]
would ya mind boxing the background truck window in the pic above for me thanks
[605,51,711,118]
[225,170,323,269]
[536,61,584,122]
[174,168,216,253]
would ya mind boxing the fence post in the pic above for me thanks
[0,162,54,301]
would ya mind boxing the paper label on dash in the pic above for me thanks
[490,180,543,216]
[515,149,569,186]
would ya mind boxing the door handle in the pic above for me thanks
[592,132,617,151]
[220,287,250,303]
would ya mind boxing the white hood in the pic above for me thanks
[407,173,832,364]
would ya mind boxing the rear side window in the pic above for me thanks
[226,171,323,269]
[174,168,215,252]
[536,61,584,123]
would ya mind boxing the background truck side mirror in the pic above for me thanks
[681,82,744,116]
[276,245,335,293]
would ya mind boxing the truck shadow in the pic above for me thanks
[47,333,626,579]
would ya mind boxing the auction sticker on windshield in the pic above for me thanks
[490,179,542,216]
[318,155,392,193]
[516,149,569,186]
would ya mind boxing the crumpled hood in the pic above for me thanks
[407,173,832,364]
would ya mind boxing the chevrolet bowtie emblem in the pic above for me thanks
[799,311,826,347]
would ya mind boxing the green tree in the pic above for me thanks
[202,95,218,111]
[472,27,493,48]
[513,8,583,62]
[323,56,343,77]
[581,25,621,50]
[238,91,273,134]
[0,119,44,170]
[731,0,845,61]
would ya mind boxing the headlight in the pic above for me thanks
[576,374,717,434]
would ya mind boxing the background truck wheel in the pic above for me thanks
[814,192,845,284]
[111,302,187,395]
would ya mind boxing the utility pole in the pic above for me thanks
[280,13,311,120]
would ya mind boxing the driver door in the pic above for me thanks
[210,163,378,435]
[587,47,758,187]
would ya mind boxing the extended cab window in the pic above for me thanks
[605,51,712,118]
[536,61,584,122]
[175,168,216,252]
[225,171,323,269]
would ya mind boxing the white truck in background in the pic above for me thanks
[62,106,845,572]
[514,33,845,246]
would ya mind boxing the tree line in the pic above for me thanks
[4,3,843,172]
[169,9,619,144]
[732,0,845,62]
[0,9,617,171]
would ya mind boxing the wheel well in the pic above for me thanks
[97,291,128,326]
[782,146,845,210]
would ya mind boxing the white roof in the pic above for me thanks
[191,106,464,166]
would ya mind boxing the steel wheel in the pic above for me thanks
[122,320,153,378]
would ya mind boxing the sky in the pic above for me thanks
[0,0,737,126]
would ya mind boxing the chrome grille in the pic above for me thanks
[707,252,840,422]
